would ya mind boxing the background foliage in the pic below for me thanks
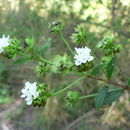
[0,0,130,129]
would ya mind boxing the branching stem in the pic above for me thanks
[86,74,130,90]
[18,52,53,65]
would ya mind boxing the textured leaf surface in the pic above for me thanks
[95,86,108,110]
[104,89,123,105]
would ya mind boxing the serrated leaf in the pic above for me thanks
[13,57,31,65]
[104,89,123,105]
[106,57,115,79]
[91,63,105,76]
[95,86,108,110]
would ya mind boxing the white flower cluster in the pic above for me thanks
[21,82,39,105]
[0,35,10,53]
[74,46,94,66]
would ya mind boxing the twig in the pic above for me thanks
[87,75,130,90]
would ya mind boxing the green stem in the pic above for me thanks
[79,88,123,100]
[52,76,85,96]
[39,56,53,65]
[58,31,74,55]
[18,52,29,57]
[18,52,53,65]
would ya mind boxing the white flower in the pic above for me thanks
[74,46,94,66]
[0,35,10,53]
[21,82,39,105]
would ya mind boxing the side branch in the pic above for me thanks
[87,75,130,90]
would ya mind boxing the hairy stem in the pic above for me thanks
[18,52,53,65]
[68,72,130,90]
[86,74,130,90]
[52,76,85,96]
[39,56,53,65]
[58,31,74,55]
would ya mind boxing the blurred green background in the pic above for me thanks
[0,0,130,130]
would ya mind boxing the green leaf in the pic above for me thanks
[13,57,31,65]
[106,57,115,79]
[95,86,108,110]
[91,63,105,76]
[98,0,103,4]
[104,89,124,105]
[127,78,130,87]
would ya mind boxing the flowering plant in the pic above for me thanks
[0,22,129,110]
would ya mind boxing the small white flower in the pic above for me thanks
[74,46,94,66]
[25,95,33,105]
[0,35,10,53]
[21,82,39,105]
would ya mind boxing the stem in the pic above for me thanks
[18,52,53,65]
[58,31,74,55]
[18,52,29,57]
[39,56,53,65]
[79,88,123,100]
[86,74,130,90]
[67,72,130,90]
[79,93,97,100]
[52,76,85,96]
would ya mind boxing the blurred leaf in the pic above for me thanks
[104,89,123,105]
[0,84,11,104]
[106,57,115,79]
[95,86,108,110]
[35,38,52,55]
[98,0,103,4]
[0,62,5,74]
[13,57,31,65]
[127,78,130,87]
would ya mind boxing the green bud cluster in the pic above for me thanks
[33,83,50,107]
[2,37,36,59]
[51,53,74,73]
[65,91,80,106]
[102,56,112,66]
[97,36,122,56]
[71,25,87,44]
[35,62,49,77]
[76,61,94,72]
[3,38,21,58]
[48,21,63,33]
[24,37,35,52]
